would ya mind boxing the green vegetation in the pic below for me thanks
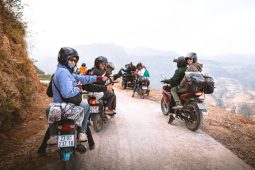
[0,0,41,131]
[0,0,26,44]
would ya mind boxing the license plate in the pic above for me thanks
[90,106,99,113]
[58,135,75,148]
[197,103,207,111]
[142,86,148,89]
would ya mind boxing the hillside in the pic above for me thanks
[0,0,42,131]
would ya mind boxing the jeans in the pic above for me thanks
[103,91,116,110]
[80,100,91,133]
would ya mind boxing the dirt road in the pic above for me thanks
[42,89,252,170]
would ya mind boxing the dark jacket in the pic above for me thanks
[164,66,187,87]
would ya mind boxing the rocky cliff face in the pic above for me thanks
[0,0,40,131]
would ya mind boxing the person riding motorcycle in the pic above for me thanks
[122,62,136,88]
[79,63,88,75]
[37,47,107,155]
[90,56,118,114]
[161,56,187,123]
[132,62,150,97]
[171,52,203,110]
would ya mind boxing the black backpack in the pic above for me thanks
[203,75,215,94]
[46,74,54,97]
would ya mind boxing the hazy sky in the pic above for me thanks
[23,0,255,58]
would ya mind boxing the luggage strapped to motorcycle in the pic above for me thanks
[51,76,77,120]
[188,72,215,94]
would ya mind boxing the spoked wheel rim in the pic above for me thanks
[184,103,202,131]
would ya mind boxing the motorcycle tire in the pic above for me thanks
[64,160,71,170]
[141,90,145,99]
[92,114,103,132]
[161,97,169,116]
[184,102,203,131]
[122,80,127,89]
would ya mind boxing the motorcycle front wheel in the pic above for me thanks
[184,102,203,131]
[161,97,169,116]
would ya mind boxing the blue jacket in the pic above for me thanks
[52,64,97,103]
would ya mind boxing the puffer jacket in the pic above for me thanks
[53,64,97,103]
[164,66,187,87]
[179,63,203,87]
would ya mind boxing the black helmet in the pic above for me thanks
[173,56,186,67]
[58,47,79,64]
[136,62,142,68]
[106,62,115,70]
[94,56,108,68]
[81,63,86,67]
[185,52,197,63]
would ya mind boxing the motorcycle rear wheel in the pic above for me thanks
[141,89,145,99]
[92,114,103,132]
[184,102,203,131]
[64,160,71,170]
[161,97,169,116]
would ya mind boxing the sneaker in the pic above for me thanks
[47,136,58,145]
[105,109,114,114]
[172,104,183,110]
[168,115,175,124]
[132,93,135,97]
[79,133,88,142]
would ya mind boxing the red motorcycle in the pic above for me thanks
[160,74,208,131]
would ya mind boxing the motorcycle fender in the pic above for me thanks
[60,148,73,161]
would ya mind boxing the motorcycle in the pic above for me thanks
[134,76,150,99]
[46,107,87,170]
[161,74,208,131]
[82,78,117,132]
[161,84,172,116]
[121,72,136,89]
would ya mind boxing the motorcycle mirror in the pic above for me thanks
[161,74,166,79]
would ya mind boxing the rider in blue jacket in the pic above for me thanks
[38,47,106,155]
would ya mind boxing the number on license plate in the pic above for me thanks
[90,106,99,113]
[58,135,75,148]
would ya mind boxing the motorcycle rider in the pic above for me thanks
[122,62,136,87]
[161,56,187,123]
[90,56,117,114]
[132,62,150,97]
[171,52,203,110]
[37,47,107,155]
